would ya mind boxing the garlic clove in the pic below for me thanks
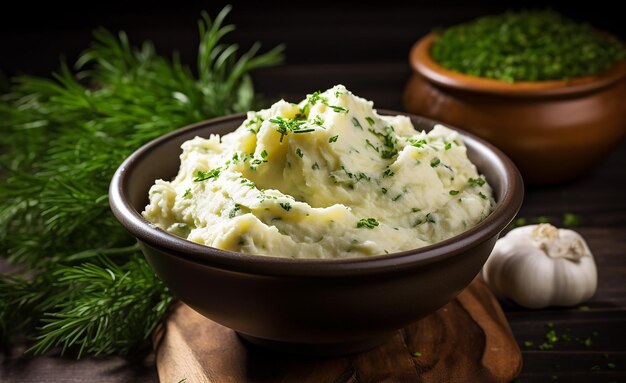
[482,224,597,309]
[549,255,597,306]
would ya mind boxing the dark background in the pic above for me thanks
[2,1,625,84]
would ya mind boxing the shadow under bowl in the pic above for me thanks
[109,111,523,355]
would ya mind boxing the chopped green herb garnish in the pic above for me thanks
[229,204,241,218]
[412,208,421,212]
[381,187,388,194]
[383,168,395,178]
[512,217,527,227]
[366,139,379,152]
[183,188,192,198]
[478,192,487,200]
[261,149,268,159]
[311,162,320,170]
[539,342,554,350]
[407,138,427,148]
[269,116,313,142]
[431,10,626,82]
[329,135,339,143]
[537,216,550,223]
[381,149,398,159]
[449,190,459,195]
[357,218,379,229]
[365,116,375,126]
[444,142,452,150]
[392,194,402,201]
[328,105,348,113]
[368,127,398,159]
[411,351,422,357]
[430,157,441,167]
[312,115,325,126]
[194,167,221,182]
[467,177,486,187]
[279,202,291,211]
[356,172,370,182]
[250,158,264,166]
[425,213,436,223]
[351,117,363,129]
[546,329,558,343]
[296,148,303,158]
[563,213,581,227]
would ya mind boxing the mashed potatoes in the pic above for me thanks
[143,85,494,258]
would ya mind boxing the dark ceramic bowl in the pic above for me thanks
[109,111,523,355]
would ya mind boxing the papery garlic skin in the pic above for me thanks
[482,224,597,309]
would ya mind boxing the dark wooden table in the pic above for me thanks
[1,3,625,382]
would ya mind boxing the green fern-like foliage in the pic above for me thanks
[0,6,283,357]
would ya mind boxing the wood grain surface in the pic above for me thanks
[154,278,521,383]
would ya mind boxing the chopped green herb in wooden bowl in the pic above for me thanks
[404,10,626,184]
[431,10,625,83]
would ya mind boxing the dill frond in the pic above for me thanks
[0,6,283,357]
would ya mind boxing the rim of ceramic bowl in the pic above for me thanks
[109,111,523,277]
[410,33,626,97]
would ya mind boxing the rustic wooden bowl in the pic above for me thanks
[109,112,523,355]
[404,33,626,185]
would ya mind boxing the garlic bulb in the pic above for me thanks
[482,223,597,309]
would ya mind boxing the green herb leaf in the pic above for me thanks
[269,116,312,142]
[194,168,221,182]
[279,202,291,211]
[357,218,379,229]
[468,177,486,187]
[329,135,338,143]
[229,204,241,218]
[563,213,581,227]
[449,190,459,195]
[328,105,348,113]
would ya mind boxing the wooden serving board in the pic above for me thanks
[154,278,521,383]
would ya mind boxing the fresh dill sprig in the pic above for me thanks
[0,5,283,357]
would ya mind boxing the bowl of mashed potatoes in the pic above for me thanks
[110,85,523,354]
